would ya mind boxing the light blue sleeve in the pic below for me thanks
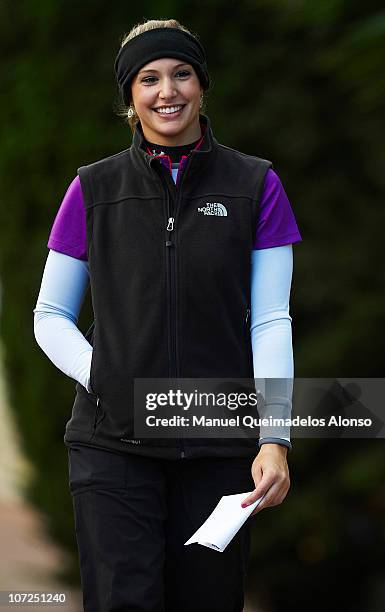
[251,245,295,450]
[33,250,93,392]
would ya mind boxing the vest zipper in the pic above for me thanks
[165,194,185,458]
[165,207,177,379]
[158,155,195,459]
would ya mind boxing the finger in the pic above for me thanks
[251,482,280,513]
[241,471,276,507]
[250,482,289,516]
[239,465,263,508]
[254,469,290,504]
[241,487,267,508]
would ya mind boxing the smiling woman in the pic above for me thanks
[34,15,301,612]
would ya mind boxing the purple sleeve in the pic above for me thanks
[253,169,302,250]
[47,175,88,261]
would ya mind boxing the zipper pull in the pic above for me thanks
[166,217,174,232]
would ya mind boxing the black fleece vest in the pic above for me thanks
[64,115,272,459]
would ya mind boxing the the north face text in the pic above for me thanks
[197,202,228,216]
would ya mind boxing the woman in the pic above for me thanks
[34,18,301,612]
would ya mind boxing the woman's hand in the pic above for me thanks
[241,443,290,517]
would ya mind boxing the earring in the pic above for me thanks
[127,105,136,119]
[199,94,204,108]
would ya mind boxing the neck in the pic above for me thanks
[146,137,201,149]
[141,120,202,147]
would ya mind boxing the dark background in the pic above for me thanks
[0,1,384,610]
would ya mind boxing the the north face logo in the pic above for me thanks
[197,202,228,216]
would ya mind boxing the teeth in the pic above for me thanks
[155,105,183,114]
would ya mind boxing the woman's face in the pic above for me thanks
[131,58,203,146]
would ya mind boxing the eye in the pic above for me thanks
[141,76,158,84]
[175,70,191,78]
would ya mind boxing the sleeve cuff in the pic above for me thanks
[258,437,292,451]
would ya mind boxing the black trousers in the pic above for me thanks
[68,444,255,612]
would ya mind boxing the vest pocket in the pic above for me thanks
[84,320,98,396]
[91,396,105,438]
[84,320,95,341]
[243,305,254,378]
[244,306,251,337]
[88,349,97,396]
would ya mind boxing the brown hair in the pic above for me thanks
[113,19,208,132]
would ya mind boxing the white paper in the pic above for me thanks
[184,491,265,553]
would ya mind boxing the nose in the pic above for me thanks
[159,76,177,100]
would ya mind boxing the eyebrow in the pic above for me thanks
[138,63,190,74]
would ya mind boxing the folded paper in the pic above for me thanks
[184,491,265,552]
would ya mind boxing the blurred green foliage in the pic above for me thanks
[0,1,384,610]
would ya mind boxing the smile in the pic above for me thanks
[153,105,185,115]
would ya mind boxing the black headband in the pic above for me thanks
[114,27,210,105]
